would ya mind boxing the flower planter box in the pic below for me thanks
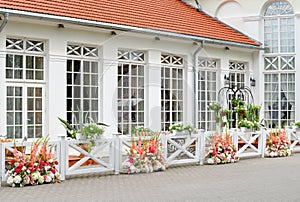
[68,155,97,167]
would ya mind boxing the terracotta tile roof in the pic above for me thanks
[0,0,260,47]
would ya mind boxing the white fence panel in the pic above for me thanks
[0,139,61,182]
[60,136,115,178]
[234,130,264,158]
[286,128,300,152]
[161,132,201,166]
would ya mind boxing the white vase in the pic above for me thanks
[76,133,86,140]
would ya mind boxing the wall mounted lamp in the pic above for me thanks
[225,46,230,51]
[155,36,160,41]
[250,77,256,87]
[111,31,117,36]
[224,74,230,85]
[58,24,64,28]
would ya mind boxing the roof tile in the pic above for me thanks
[0,0,260,47]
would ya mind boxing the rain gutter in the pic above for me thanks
[0,13,9,32]
[193,41,203,128]
[0,8,263,50]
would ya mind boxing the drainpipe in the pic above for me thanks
[0,13,9,32]
[193,41,203,128]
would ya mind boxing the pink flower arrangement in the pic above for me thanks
[121,132,167,174]
[6,136,62,187]
[265,130,292,157]
[206,133,239,164]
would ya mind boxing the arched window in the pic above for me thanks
[263,1,295,128]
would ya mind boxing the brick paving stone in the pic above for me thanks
[1,153,300,202]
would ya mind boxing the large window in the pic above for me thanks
[264,1,295,128]
[117,50,145,134]
[161,54,184,131]
[66,44,99,126]
[6,38,45,139]
[198,58,218,131]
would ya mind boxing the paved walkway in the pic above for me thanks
[1,153,300,202]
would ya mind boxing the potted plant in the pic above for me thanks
[58,110,108,152]
[168,122,194,134]
[238,119,254,132]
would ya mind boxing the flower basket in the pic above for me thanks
[121,132,167,174]
[6,136,62,187]
[206,133,239,164]
[265,130,292,158]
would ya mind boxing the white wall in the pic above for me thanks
[0,18,258,138]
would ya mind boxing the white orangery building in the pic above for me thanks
[0,0,265,140]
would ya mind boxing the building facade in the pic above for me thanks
[187,0,299,128]
[0,0,261,139]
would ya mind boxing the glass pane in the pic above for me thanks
[7,98,14,110]
[26,70,34,79]
[7,112,14,125]
[35,126,42,138]
[26,56,34,69]
[6,54,13,67]
[36,112,42,124]
[36,98,42,110]
[15,87,22,96]
[15,98,22,110]
[15,112,22,125]
[27,112,34,124]
[15,126,22,139]
[35,57,43,69]
[35,88,42,97]
[35,71,43,80]
[27,98,34,110]
[15,55,23,69]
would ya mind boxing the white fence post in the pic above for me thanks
[0,143,3,185]
[199,130,205,165]
[261,129,267,158]
[113,133,120,174]
[59,134,67,180]
[161,132,168,161]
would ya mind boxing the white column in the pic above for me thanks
[146,50,161,131]
[101,45,118,135]
[47,55,67,137]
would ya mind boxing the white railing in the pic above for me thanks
[286,128,300,152]
[59,135,115,179]
[233,130,264,158]
[161,131,202,166]
[1,129,300,182]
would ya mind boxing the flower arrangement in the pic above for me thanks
[168,122,194,134]
[121,132,167,174]
[206,133,239,164]
[238,119,254,129]
[6,137,61,187]
[58,114,108,152]
[265,130,292,157]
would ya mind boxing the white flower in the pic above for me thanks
[22,166,26,171]
[45,175,52,183]
[31,172,40,181]
[7,176,14,185]
[122,161,131,169]
[49,159,54,163]
[38,176,44,184]
[13,175,22,184]
[129,165,136,173]
[207,158,214,164]
[55,172,61,180]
